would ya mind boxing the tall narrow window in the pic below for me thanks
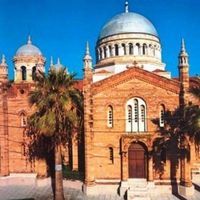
[115,44,119,56]
[21,113,27,127]
[159,105,165,127]
[21,66,27,81]
[129,43,133,55]
[127,105,132,132]
[107,106,113,128]
[134,99,138,123]
[103,46,107,58]
[143,44,147,55]
[122,43,126,55]
[109,46,112,57]
[141,105,145,123]
[32,66,36,81]
[109,147,114,164]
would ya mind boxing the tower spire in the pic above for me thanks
[125,1,129,13]
[181,38,186,52]
[83,41,92,71]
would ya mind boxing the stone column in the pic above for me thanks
[179,147,194,197]
[106,46,110,58]
[118,44,123,56]
[126,44,129,55]
[111,45,115,57]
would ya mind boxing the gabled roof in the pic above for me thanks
[92,67,180,94]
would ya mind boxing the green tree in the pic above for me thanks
[27,67,83,200]
[152,103,200,187]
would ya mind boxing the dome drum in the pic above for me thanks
[96,35,161,64]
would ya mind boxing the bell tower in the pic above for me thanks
[178,39,189,91]
[13,36,45,82]
[0,54,8,83]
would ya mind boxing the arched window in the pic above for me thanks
[159,105,165,127]
[129,43,133,55]
[122,43,126,55]
[99,48,102,60]
[134,99,139,123]
[20,113,27,127]
[109,147,114,164]
[109,46,112,57]
[143,44,147,55]
[103,46,107,58]
[127,105,132,132]
[114,44,119,56]
[126,98,147,132]
[32,66,36,81]
[21,66,27,81]
[107,106,113,128]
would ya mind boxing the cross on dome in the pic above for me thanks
[27,35,32,44]
[125,1,129,13]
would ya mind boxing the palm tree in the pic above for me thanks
[27,67,83,200]
[190,86,200,99]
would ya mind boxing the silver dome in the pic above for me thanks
[16,36,42,56]
[99,12,158,39]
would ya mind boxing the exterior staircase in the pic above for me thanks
[127,179,151,200]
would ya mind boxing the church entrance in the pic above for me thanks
[128,143,147,178]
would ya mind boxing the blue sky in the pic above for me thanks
[0,0,199,79]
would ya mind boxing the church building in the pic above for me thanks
[82,1,200,198]
[0,1,199,199]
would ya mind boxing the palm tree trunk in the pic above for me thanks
[55,144,64,200]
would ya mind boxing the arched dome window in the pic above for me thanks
[107,105,113,128]
[32,66,36,81]
[103,46,107,58]
[129,43,133,55]
[126,98,147,132]
[122,43,126,55]
[143,44,147,55]
[21,66,27,81]
[109,45,112,57]
[114,44,119,56]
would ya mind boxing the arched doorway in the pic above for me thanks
[128,143,147,178]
